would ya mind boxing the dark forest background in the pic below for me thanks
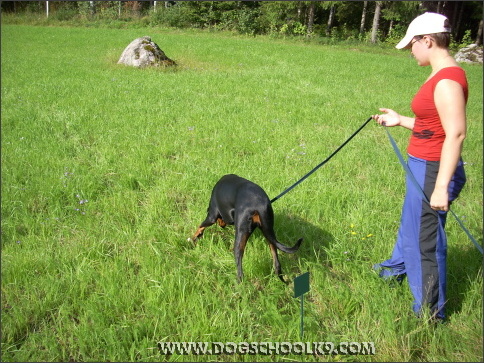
[1,1,483,46]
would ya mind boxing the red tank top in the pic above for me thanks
[407,67,468,161]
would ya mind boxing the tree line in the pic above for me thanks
[2,1,482,46]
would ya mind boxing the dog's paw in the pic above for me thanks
[188,237,199,245]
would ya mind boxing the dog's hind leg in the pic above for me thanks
[268,243,286,283]
[234,229,251,283]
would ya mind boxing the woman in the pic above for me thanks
[372,12,468,321]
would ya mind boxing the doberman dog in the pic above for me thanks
[191,174,303,283]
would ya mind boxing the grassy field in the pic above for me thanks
[1,24,482,362]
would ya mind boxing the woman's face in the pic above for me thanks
[410,36,431,67]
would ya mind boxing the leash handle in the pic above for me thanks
[384,127,483,255]
[271,117,373,203]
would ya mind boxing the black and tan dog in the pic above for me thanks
[191,174,303,283]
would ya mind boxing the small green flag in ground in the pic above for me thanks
[294,272,309,339]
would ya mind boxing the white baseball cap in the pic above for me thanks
[396,12,451,49]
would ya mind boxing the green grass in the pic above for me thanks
[1,24,482,362]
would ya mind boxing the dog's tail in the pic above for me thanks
[252,211,303,253]
[272,237,303,253]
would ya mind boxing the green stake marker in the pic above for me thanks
[294,272,309,339]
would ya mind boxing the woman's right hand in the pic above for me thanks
[372,108,401,127]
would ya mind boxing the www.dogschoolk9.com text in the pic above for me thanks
[157,341,376,356]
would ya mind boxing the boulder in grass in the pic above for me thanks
[117,36,176,68]
[454,44,483,64]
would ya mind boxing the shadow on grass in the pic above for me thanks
[445,241,483,317]
[272,211,334,279]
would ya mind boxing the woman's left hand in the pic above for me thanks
[430,188,449,212]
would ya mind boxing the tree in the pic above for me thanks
[371,1,382,43]
[454,1,465,40]
[360,1,368,35]
[325,2,336,36]
[381,1,420,39]
[476,19,483,46]
[307,1,315,35]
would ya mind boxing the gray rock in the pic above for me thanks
[118,36,176,68]
[454,44,483,64]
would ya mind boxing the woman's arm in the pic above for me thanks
[430,79,467,211]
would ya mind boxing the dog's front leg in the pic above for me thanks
[190,226,206,244]
[190,215,218,244]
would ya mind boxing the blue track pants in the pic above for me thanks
[374,155,466,319]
